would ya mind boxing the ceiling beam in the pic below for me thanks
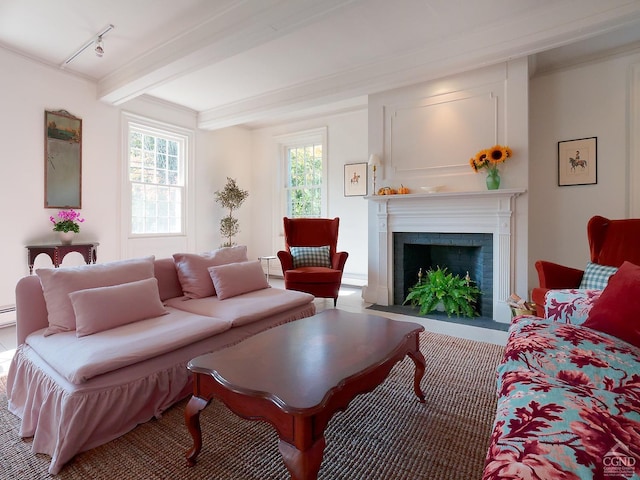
[197,1,640,129]
[97,0,359,105]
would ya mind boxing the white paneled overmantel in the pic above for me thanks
[366,189,525,323]
[385,84,504,181]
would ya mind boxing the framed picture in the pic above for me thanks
[344,162,367,196]
[558,137,597,186]
[45,110,82,208]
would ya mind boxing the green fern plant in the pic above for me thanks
[403,266,481,317]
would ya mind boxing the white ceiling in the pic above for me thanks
[2,0,640,129]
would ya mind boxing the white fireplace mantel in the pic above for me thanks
[366,188,526,323]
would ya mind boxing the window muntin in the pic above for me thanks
[128,126,185,235]
[285,143,323,218]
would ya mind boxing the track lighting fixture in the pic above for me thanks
[61,24,114,67]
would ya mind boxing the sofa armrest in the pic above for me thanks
[544,289,602,325]
[531,288,548,317]
[332,251,349,271]
[15,275,49,346]
[535,260,584,289]
[277,250,294,272]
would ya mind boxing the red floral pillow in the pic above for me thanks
[583,261,640,347]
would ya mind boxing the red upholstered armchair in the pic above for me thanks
[532,215,640,316]
[277,217,349,306]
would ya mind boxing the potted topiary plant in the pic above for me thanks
[214,177,249,247]
[403,266,481,317]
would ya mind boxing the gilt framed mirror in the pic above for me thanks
[45,110,82,208]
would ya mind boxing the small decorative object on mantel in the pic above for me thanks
[469,144,512,190]
[50,209,84,244]
[368,154,381,194]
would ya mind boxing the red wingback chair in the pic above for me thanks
[532,215,640,316]
[277,217,349,306]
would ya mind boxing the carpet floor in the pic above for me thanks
[0,331,504,479]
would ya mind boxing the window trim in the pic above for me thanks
[121,112,195,244]
[271,127,327,256]
[277,127,328,220]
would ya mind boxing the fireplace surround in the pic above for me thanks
[393,232,493,317]
[366,188,526,323]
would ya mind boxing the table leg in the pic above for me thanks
[408,348,426,403]
[278,436,326,480]
[184,395,210,466]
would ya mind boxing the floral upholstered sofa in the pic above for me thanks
[482,262,640,479]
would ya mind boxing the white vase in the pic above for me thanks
[59,231,75,245]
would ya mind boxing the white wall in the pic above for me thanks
[528,49,640,289]
[0,48,116,307]
[0,45,367,310]
[201,127,253,251]
[364,59,530,310]
[247,109,369,282]
[0,48,211,307]
[3,41,639,308]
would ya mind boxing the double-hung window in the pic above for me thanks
[281,127,327,218]
[126,118,188,235]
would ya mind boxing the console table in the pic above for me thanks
[26,243,99,274]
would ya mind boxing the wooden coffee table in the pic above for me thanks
[184,309,426,480]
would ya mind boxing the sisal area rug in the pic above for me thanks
[0,331,504,480]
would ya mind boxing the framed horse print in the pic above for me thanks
[558,137,597,186]
[344,162,367,196]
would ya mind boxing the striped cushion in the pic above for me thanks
[290,246,331,268]
[578,262,618,290]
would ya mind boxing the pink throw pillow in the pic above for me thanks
[583,261,640,348]
[173,246,248,298]
[37,256,155,336]
[70,278,168,337]
[208,260,269,300]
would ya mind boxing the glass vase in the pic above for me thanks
[486,170,501,190]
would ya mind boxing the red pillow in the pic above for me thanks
[583,261,640,347]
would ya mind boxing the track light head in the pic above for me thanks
[95,37,104,57]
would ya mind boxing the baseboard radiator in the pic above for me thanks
[0,305,16,315]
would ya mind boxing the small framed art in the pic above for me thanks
[558,137,597,186]
[344,162,367,196]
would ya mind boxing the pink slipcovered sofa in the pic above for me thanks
[6,248,316,474]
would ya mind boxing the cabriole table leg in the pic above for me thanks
[184,395,210,466]
[278,436,326,480]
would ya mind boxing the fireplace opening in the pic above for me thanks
[393,232,493,317]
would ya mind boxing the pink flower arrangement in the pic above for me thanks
[50,209,85,233]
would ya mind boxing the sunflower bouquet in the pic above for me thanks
[469,144,512,174]
[469,144,512,189]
